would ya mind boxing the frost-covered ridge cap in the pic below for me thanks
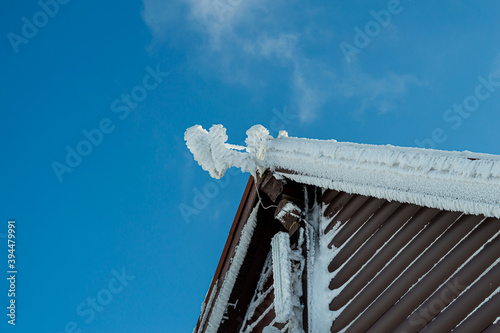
[184,124,276,178]
[185,124,500,218]
[266,136,500,181]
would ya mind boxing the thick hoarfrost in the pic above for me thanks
[185,124,271,179]
[204,205,259,333]
[271,232,293,322]
[267,136,500,219]
[185,124,500,218]
[196,282,218,333]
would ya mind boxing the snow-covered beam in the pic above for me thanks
[185,124,500,218]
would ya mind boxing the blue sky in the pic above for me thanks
[2,0,500,332]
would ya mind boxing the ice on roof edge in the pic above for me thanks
[185,124,500,218]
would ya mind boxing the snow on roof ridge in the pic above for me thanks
[184,124,500,218]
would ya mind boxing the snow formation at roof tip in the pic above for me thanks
[185,124,500,218]
[185,124,272,178]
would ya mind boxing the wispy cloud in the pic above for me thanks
[142,0,188,42]
[336,69,423,114]
[241,33,326,122]
[142,0,422,121]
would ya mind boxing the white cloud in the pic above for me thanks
[241,33,325,122]
[249,34,298,60]
[292,70,323,122]
[142,0,422,121]
[142,0,186,42]
[336,69,422,114]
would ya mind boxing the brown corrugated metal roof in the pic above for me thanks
[194,175,500,333]
[321,189,500,333]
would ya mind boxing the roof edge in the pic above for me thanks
[185,125,500,218]
[194,176,257,332]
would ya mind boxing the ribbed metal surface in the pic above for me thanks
[321,190,500,333]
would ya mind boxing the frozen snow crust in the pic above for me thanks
[185,124,500,218]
